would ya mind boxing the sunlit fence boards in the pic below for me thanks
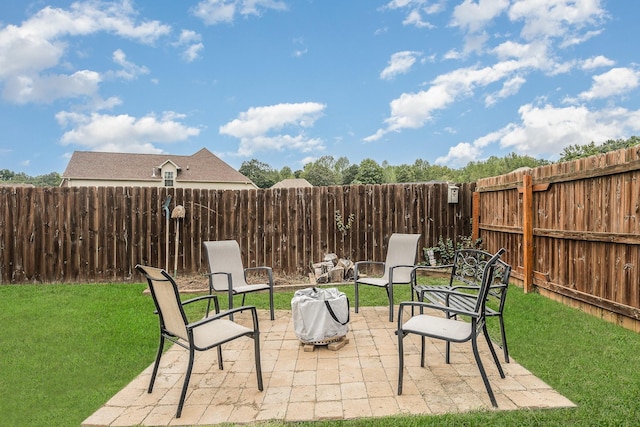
[476,146,640,326]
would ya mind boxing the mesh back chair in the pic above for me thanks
[203,240,275,320]
[354,233,421,322]
[413,249,512,362]
[397,248,506,407]
[136,265,263,418]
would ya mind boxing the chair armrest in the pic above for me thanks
[187,305,260,332]
[244,266,274,286]
[181,294,219,306]
[181,294,220,317]
[389,264,418,271]
[205,271,232,293]
[354,261,385,279]
[398,300,479,323]
[413,264,454,272]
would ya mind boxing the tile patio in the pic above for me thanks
[82,306,575,426]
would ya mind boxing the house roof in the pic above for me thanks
[62,148,253,184]
[271,178,313,188]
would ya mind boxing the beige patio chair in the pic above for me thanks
[203,240,275,320]
[396,248,506,407]
[354,233,421,322]
[136,264,263,418]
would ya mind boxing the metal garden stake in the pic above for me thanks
[171,205,185,277]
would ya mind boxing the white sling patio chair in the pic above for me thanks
[203,240,275,320]
[136,264,263,418]
[354,233,421,322]
[396,248,506,407]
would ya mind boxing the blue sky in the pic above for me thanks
[1,0,639,176]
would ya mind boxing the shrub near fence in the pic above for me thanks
[0,183,474,284]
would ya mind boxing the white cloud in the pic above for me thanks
[435,127,515,166]
[183,43,204,62]
[499,104,640,155]
[403,9,435,28]
[485,75,526,106]
[219,102,326,156]
[111,49,150,80]
[380,51,422,80]
[579,67,640,100]
[366,61,528,141]
[174,30,204,62]
[0,0,170,103]
[508,0,606,42]
[383,0,443,28]
[193,0,287,25]
[451,0,510,33]
[435,142,482,167]
[55,110,200,152]
[581,55,615,70]
[435,103,640,166]
[3,70,102,104]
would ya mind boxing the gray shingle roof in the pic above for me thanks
[62,148,253,183]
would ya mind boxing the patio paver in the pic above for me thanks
[82,306,575,426]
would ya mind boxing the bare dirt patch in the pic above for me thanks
[173,273,312,292]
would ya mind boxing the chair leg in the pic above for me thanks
[397,331,404,395]
[148,335,165,393]
[217,346,223,370]
[254,332,263,391]
[354,282,359,313]
[269,288,275,320]
[499,315,509,362]
[228,289,235,321]
[387,284,394,323]
[420,336,426,368]
[471,336,498,408]
[176,347,195,418]
[482,325,505,378]
[445,311,454,364]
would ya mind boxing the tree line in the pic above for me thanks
[241,136,640,188]
[3,136,639,188]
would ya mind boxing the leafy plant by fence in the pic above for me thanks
[0,182,474,284]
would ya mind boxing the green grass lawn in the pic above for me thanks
[1,280,639,426]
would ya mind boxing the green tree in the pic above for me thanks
[456,153,548,182]
[239,159,278,188]
[279,166,294,180]
[342,164,359,185]
[301,156,341,186]
[394,164,415,182]
[0,169,62,187]
[558,136,640,162]
[381,160,396,183]
[34,172,62,187]
[356,158,385,184]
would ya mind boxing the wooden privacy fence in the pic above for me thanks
[474,146,640,327]
[0,182,474,284]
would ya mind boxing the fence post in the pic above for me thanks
[472,191,480,241]
[522,174,534,293]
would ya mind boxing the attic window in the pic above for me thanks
[164,171,174,187]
